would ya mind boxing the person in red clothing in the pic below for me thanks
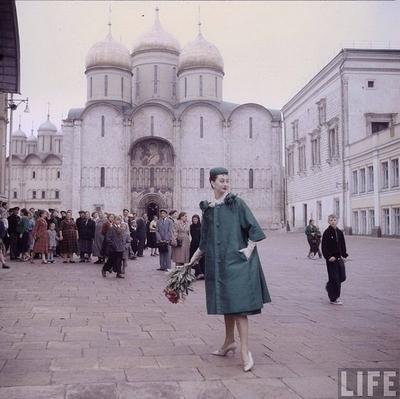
[31,210,49,264]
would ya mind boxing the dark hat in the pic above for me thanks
[78,210,85,214]
[48,208,55,213]
[11,206,20,211]
[209,167,228,178]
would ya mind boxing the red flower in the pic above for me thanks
[164,288,180,304]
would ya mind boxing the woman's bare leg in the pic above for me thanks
[222,315,236,347]
[235,316,249,362]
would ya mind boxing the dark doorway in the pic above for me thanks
[147,202,159,221]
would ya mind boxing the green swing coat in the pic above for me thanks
[199,194,271,315]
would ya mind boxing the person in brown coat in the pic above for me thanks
[31,210,49,264]
[171,212,190,266]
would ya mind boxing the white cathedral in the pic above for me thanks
[14,9,284,228]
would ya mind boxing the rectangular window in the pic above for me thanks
[371,121,389,134]
[287,150,294,177]
[382,208,390,235]
[328,127,338,159]
[381,161,389,189]
[317,200,322,220]
[121,77,124,98]
[249,169,254,189]
[391,158,399,187]
[90,76,93,98]
[199,75,203,97]
[55,190,59,200]
[200,116,204,138]
[318,100,326,125]
[367,80,374,88]
[101,115,105,137]
[184,77,187,98]
[150,116,154,136]
[13,191,17,199]
[32,171,36,179]
[58,140,61,153]
[360,210,367,234]
[292,120,298,141]
[154,65,158,94]
[353,211,359,234]
[311,137,320,166]
[249,117,253,139]
[104,75,108,97]
[215,76,218,97]
[298,145,306,172]
[32,190,36,199]
[41,191,45,199]
[352,170,358,194]
[291,206,295,228]
[367,165,374,191]
[368,209,375,233]
[57,170,61,179]
[334,198,340,218]
[359,168,366,193]
[200,168,205,188]
[393,207,400,235]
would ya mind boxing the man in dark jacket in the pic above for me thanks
[7,207,20,260]
[77,211,95,262]
[321,214,349,305]
[135,216,146,257]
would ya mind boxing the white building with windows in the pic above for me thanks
[7,116,63,210]
[61,10,283,227]
[283,49,400,236]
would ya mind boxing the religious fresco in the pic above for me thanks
[130,139,174,211]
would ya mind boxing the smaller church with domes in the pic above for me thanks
[25,8,282,227]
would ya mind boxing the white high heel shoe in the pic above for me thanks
[243,351,254,372]
[211,342,237,356]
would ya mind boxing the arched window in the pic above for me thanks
[200,116,204,138]
[104,75,108,96]
[101,115,105,137]
[100,167,105,187]
[184,77,187,98]
[32,190,37,199]
[57,170,61,179]
[249,169,254,189]
[90,76,93,98]
[32,171,36,179]
[249,117,253,139]
[55,190,59,199]
[199,75,203,97]
[200,168,205,188]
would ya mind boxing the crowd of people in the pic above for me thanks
[0,203,205,280]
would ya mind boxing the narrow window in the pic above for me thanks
[135,67,140,98]
[199,75,203,97]
[200,116,204,138]
[352,170,358,194]
[101,115,105,137]
[317,201,322,220]
[13,191,17,199]
[90,76,93,98]
[58,140,61,153]
[57,170,61,179]
[154,65,158,94]
[41,190,45,199]
[393,207,400,235]
[100,167,105,187]
[381,161,389,189]
[150,168,155,187]
[359,168,366,193]
[367,165,374,191]
[32,171,36,179]
[150,116,154,136]
[249,117,253,139]
[49,137,53,152]
[200,168,205,189]
[42,138,45,152]
[121,77,124,99]
[391,158,399,187]
[172,67,176,97]
[32,190,37,199]
[104,75,108,96]
[334,198,340,218]
[215,76,218,97]
[382,208,390,235]
[369,209,375,231]
[184,77,187,98]
[55,190,59,199]
[353,211,359,234]
[249,169,254,189]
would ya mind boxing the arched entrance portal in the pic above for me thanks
[147,202,159,221]
[130,138,174,213]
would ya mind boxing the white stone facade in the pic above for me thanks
[283,49,400,236]
[61,12,283,228]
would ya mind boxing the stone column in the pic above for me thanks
[71,120,82,213]
[372,150,381,236]
[173,119,181,211]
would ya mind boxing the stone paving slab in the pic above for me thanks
[0,232,399,398]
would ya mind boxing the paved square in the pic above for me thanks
[0,232,399,398]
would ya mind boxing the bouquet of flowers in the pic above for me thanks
[164,265,196,304]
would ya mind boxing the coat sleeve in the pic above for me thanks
[321,230,331,260]
[340,230,348,258]
[198,213,208,252]
[238,199,266,242]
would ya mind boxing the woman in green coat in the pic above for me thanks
[188,167,271,372]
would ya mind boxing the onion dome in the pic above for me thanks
[178,30,224,74]
[85,31,131,70]
[38,116,57,135]
[12,126,27,138]
[132,8,180,55]
[27,133,37,142]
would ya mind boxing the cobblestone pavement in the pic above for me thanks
[0,231,399,399]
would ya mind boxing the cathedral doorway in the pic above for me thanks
[130,138,174,213]
[147,202,159,221]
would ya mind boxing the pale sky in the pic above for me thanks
[15,0,400,135]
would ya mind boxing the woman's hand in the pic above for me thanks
[328,256,336,262]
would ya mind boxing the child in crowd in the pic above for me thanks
[47,223,58,263]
